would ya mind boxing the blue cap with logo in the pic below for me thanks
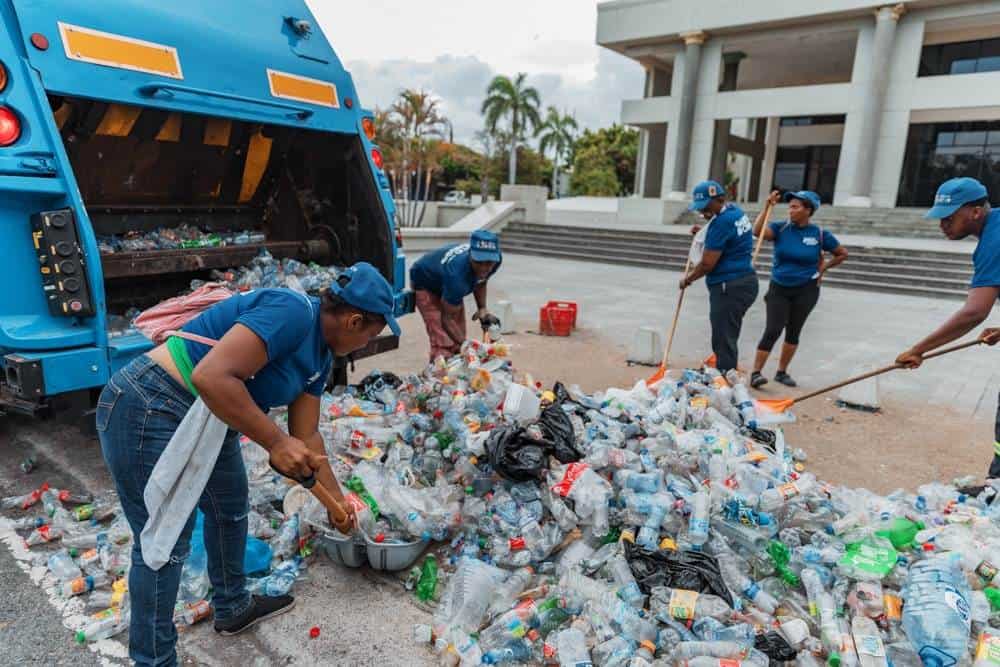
[925,177,989,219]
[469,230,501,262]
[784,190,822,212]
[330,262,401,337]
[689,180,726,211]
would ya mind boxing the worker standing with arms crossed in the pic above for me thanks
[896,177,1000,476]
[97,263,399,665]
[410,230,503,361]
[749,190,849,388]
[681,180,759,375]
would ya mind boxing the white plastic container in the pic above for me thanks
[502,384,541,424]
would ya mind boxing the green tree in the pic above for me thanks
[481,73,542,186]
[570,144,619,196]
[569,124,639,196]
[537,107,578,198]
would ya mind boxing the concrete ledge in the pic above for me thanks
[501,185,548,223]
[400,201,524,251]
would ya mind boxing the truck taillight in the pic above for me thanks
[0,63,7,92]
[395,226,403,248]
[0,107,21,146]
[362,117,375,140]
[371,148,384,170]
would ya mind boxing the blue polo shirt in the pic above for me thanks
[973,209,1000,290]
[769,221,840,287]
[704,204,755,286]
[410,243,502,306]
[181,289,332,412]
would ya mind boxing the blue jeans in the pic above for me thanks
[97,355,251,666]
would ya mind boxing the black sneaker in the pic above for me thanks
[774,371,797,387]
[214,594,296,636]
[750,371,768,388]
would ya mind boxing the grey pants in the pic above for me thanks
[707,273,759,375]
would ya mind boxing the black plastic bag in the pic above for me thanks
[354,370,402,403]
[538,404,583,463]
[754,632,797,663]
[485,426,549,482]
[624,542,734,606]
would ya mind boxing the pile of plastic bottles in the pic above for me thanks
[303,342,1000,667]
[196,250,342,295]
[97,225,267,254]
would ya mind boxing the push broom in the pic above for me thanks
[754,338,984,416]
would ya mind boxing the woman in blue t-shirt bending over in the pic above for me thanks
[750,190,848,388]
[95,262,399,666]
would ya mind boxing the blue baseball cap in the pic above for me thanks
[689,180,726,211]
[784,190,821,212]
[330,262,401,337]
[469,230,501,262]
[925,177,989,219]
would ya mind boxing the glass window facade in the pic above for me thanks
[919,38,1000,76]
[897,121,1000,206]
[773,145,841,203]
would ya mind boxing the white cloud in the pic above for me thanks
[306,0,645,145]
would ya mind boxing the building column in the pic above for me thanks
[667,31,707,199]
[709,52,746,183]
[757,117,781,202]
[634,128,649,195]
[845,4,905,207]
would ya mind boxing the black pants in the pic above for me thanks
[757,280,822,352]
[707,273,759,375]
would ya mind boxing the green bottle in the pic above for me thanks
[768,540,801,588]
[875,517,923,551]
[416,555,438,602]
[344,476,379,520]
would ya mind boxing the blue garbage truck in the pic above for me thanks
[0,1,413,414]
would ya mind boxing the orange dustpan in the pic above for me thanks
[647,254,694,386]
[754,338,983,414]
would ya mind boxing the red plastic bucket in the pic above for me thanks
[539,301,577,336]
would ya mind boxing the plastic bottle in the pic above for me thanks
[24,523,63,546]
[592,635,635,665]
[554,627,593,667]
[613,470,662,494]
[250,558,300,597]
[974,630,1000,667]
[482,639,533,665]
[47,549,82,581]
[731,383,757,427]
[607,551,645,609]
[649,585,733,622]
[75,603,130,644]
[851,615,888,667]
[479,599,541,651]
[688,490,710,548]
[901,556,972,667]
[416,555,438,602]
[11,515,49,531]
[487,567,535,619]
[178,600,213,626]
[1,483,49,510]
[671,641,747,661]
[62,572,110,597]
[800,567,824,619]
[757,474,817,512]
[718,558,777,614]
[269,513,300,563]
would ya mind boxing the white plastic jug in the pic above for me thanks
[502,383,541,424]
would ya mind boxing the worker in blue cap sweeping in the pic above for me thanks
[681,180,759,375]
[897,177,1000,476]
[410,230,503,361]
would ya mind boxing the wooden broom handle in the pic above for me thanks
[792,339,983,405]
[751,200,775,267]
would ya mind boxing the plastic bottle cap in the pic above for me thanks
[75,630,86,645]
[922,543,935,551]
[375,533,385,543]
[640,640,656,653]
[309,626,320,639]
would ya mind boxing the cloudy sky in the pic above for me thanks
[306,0,644,146]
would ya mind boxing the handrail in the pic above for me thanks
[137,83,314,120]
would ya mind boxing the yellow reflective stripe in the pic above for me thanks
[993,441,1000,456]
[59,22,182,79]
[267,69,338,108]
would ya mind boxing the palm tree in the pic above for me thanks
[481,73,542,185]
[537,107,578,198]
[387,89,447,227]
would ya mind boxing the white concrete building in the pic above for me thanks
[598,0,1000,218]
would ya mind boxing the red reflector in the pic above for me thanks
[371,148,384,170]
[30,33,49,51]
[362,117,376,140]
[344,97,354,109]
[0,107,21,146]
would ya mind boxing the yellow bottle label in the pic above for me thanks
[669,589,700,620]
[976,632,1000,664]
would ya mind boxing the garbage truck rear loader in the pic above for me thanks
[0,1,412,415]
